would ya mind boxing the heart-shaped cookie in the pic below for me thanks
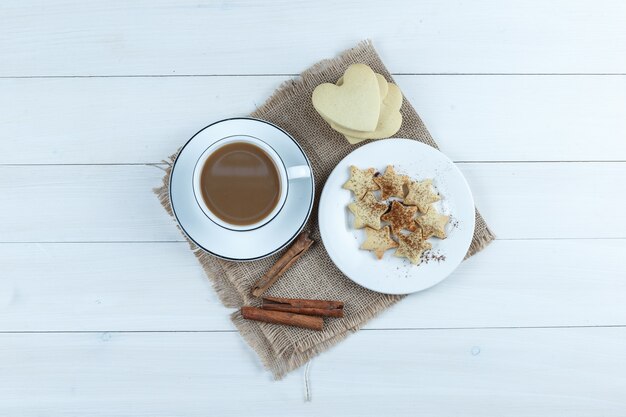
[334,83,403,142]
[312,64,380,132]
[319,73,388,129]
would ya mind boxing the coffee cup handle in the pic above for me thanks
[286,165,311,180]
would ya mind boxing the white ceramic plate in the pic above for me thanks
[170,118,314,261]
[319,139,475,294]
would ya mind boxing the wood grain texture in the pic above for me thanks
[1,0,625,76]
[2,0,626,412]
[1,163,624,242]
[1,75,625,164]
[1,240,625,331]
[0,329,624,416]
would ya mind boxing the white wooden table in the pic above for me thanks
[2,1,626,415]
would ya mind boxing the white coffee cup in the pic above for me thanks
[192,135,311,231]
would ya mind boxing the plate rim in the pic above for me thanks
[318,138,475,295]
[169,117,315,261]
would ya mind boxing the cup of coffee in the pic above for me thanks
[192,136,311,231]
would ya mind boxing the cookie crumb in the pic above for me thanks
[421,250,447,264]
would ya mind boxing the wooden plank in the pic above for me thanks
[1,240,625,331]
[0,165,181,242]
[1,0,625,76]
[1,163,625,242]
[0,329,624,416]
[458,161,626,239]
[0,242,231,331]
[1,75,625,164]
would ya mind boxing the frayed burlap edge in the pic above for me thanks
[231,296,403,378]
[154,153,245,308]
[466,210,496,259]
[153,40,495,379]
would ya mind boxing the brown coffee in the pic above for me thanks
[199,141,281,226]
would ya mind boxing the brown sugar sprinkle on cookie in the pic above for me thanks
[404,179,440,213]
[416,205,450,239]
[342,165,379,199]
[347,191,388,230]
[381,201,418,235]
[360,226,399,260]
[394,231,432,265]
[342,161,450,269]
[373,165,408,199]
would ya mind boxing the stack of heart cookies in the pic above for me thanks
[312,63,403,144]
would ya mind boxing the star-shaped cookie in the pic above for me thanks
[373,165,408,199]
[381,201,418,235]
[342,165,379,199]
[347,192,388,229]
[404,179,440,212]
[394,231,432,265]
[360,226,399,259]
[416,205,449,239]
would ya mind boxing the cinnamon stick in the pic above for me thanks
[251,231,314,297]
[262,296,344,318]
[240,306,323,331]
[261,304,344,318]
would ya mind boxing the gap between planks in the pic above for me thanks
[2,73,626,79]
[2,324,626,334]
[3,160,626,167]
[2,237,626,244]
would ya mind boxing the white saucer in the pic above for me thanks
[170,118,314,261]
[318,139,475,295]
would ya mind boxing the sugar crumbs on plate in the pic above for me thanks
[421,250,447,264]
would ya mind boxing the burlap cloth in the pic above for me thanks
[155,40,495,379]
